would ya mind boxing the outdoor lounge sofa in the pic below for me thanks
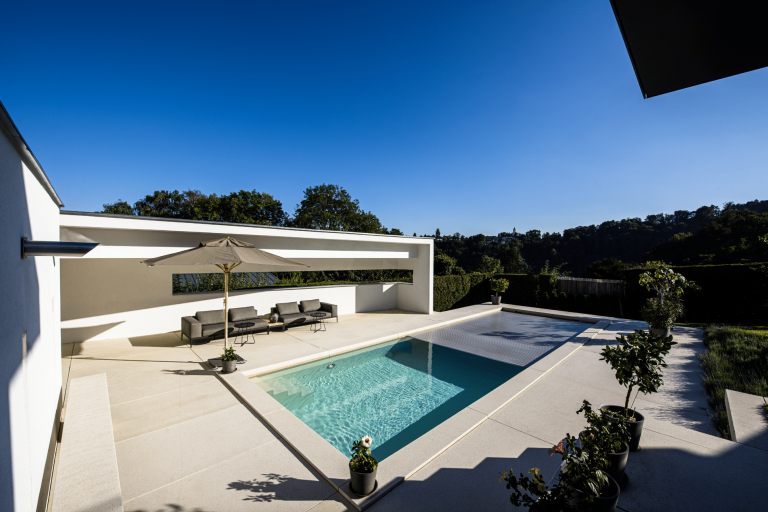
[181,306,268,342]
[273,299,338,331]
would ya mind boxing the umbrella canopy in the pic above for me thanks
[141,236,307,268]
[142,237,308,350]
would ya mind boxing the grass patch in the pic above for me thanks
[699,325,768,439]
[676,323,768,336]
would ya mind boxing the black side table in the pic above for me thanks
[233,321,256,346]
[310,312,327,332]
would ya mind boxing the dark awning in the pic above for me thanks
[610,0,768,98]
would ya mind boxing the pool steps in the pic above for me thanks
[256,376,315,410]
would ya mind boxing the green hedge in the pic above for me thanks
[433,274,491,312]
[433,272,624,317]
[621,263,768,324]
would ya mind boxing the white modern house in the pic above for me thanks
[0,101,434,512]
[59,213,434,344]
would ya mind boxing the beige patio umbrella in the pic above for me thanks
[141,236,308,349]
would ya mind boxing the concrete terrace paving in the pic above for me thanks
[56,306,768,511]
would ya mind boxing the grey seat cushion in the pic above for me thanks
[202,322,228,336]
[300,299,321,313]
[280,313,307,323]
[197,309,225,325]
[276,302,300,316]
[229,306,257,322]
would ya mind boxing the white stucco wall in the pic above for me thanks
[0,127,62,512]
[60,258,406,342]
[59,214,433,343]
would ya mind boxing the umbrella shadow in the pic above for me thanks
[226,473,322,503]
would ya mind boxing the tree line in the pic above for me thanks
[102,189,768,278]
[433,200,768,277]
[101,184,403,235]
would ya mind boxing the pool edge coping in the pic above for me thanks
[215,309,612,511]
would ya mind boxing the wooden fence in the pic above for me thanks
[556,277,626,297]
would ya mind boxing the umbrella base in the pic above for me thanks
[208,355,247,369]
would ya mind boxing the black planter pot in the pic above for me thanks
[567,474,620,512]
[592,475,621,512]
[578,432,629,490]
[602,406,645,452]
[606,444,629,489]
[349,467,377,496]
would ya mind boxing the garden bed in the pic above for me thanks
[699,325,768,438]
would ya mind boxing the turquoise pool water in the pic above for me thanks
[255,338,523,461]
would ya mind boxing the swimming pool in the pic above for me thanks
[254,337,523,461]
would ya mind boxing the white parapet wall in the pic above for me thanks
[59,213,434,343]
[1,103,64,512]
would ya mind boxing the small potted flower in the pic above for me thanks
[220,346,238,373]
[489,277,509,305]
[349,435,378,496]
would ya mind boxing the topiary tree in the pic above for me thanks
[600,330,677,418]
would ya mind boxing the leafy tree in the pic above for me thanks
[133,190,188,217]
[388,228,404,235]
[476,255,501,274]
[501,243,526,274]
[102,200,133,216]
[435,228,441,237]
[193,190,288,226]
[644,209,768,265]
[292,184,396,234]
[434,253,457,276]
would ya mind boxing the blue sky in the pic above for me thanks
[2,1,766,236]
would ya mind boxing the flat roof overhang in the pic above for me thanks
[610,0,768,98]
[59,211,430,262]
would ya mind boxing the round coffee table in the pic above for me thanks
[310,312,328,332]
[233,321,256,346]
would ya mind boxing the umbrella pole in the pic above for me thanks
[224,270,230,350]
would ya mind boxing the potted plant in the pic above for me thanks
[349,435,378,496]
[220,346,238,373]
[638,264,698,336]
[639,297,683,337]
[577,402,631,490]
[600,330,677,451]
[490,277,509,305]
[500,401,622,512]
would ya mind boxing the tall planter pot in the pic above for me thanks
[567,474,620,512]
[349,468,377,496]
[579,432,629,489]
[606,443,629,489]
[491,295,502,305]
[602,406,645,452]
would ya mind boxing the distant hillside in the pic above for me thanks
[436,199,768,276]
[644,208,768,265]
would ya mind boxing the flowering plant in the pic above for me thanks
[349,435,378,473]
[220,346,238,362]
[489,278,509,294]
[501,401,624,510]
